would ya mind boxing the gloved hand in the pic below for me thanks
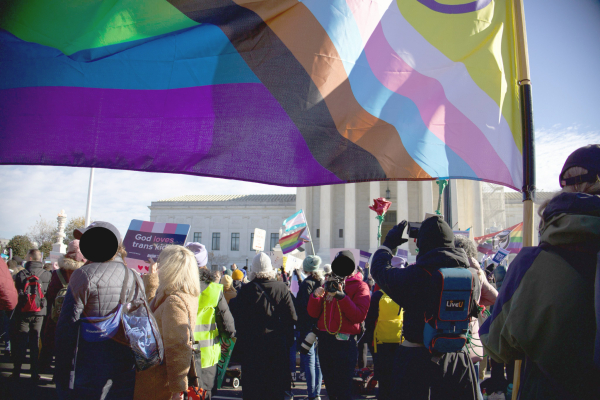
[333,291,346,300]
[383,220,408,249]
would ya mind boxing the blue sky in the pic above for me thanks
[1,0,599,240]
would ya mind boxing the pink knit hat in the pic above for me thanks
[65,240,86,262]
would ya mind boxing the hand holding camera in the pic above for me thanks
[383,220,409,249]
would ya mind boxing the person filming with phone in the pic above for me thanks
[307,250,370,400]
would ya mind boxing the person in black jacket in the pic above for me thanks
[229,252,297,400]
[12,248,52,381]
[296,255,324,400]
[371,216,479,400]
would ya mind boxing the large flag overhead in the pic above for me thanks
[0,0,523,189]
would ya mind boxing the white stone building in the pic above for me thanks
[148,195,296,270]
[149,181,546,267]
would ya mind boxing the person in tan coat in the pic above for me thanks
[220,274,237,304]
[134,246,200,400]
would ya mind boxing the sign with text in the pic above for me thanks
[284,255,303,273]
[492,248,510,264]
[268,250,284,269]
[359,250,372,268]
[123,220,190,274]
[252,228,266,251]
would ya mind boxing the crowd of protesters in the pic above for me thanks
[0,144,598,400]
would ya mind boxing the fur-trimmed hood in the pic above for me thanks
[58,255,84,271]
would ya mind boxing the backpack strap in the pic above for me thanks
[57,270,67,287]
[253,281,276,312]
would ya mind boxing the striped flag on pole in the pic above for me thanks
[282,210,307,233]
[279,227,307,254]
[475,223,524,255]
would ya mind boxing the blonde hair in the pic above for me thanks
[156,245,200,297]
[539,166,600,219]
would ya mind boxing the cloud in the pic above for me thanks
[0,166,295,240]
[534,124,600,192]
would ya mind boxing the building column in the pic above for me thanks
[296,186,312,228]
[396,181,409,253]
[317,185,332,262]
[472,180,484,237]
[344,183,356,249]
[450,180,459,229]
[420,181,434,219]
[369,181,380,254]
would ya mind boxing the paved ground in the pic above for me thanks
[0,344,377,400]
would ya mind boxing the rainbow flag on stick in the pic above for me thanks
[0,0,523,189]
[475,223,524,255]
[279,227,308,255]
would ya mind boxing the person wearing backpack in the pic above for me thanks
[371,216,481,400]
[12,248,52,381]
[54,221,141,400]
[39,240,86,372]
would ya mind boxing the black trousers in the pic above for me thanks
[393,346,478,400]
[13,314,44,375]
[373,343,400,400]
[317,331,357,400]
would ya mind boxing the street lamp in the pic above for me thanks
[385,185,391,200]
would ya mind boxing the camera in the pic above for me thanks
[407,222,422,239]
[299,326,319,355]
[324,273,345,293]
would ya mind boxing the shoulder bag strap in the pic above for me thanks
[119,265,131,305]
[253,281,278,315]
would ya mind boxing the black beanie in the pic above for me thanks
[332,250,355,277]
[416,216,454,259]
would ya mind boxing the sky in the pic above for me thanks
[1,0,599,240]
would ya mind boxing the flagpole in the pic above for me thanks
[85,168,95,227]
[301,210,316,255]
[513,0,535,398]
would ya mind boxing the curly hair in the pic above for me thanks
[453,235,478,259]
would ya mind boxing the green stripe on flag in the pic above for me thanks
[0,0,198,55]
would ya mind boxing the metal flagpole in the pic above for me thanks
[85,168,95,226]
[301,210,316,255]
[513,0,535,398]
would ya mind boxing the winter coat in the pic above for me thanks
[467,257,497,363]
[295,274,322,334]
[230,277,297,348]
[134,272,199,399]
[480,193,600,400]
[232,279,243,292]
[14,260,52,316]
[0,258,17,310]
[223,287,237,304]
[54,256,140,388]
[307,272,370,335]
[371,246,477,344]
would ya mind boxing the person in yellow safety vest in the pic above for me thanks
[186,242,236,400]
[364,284,403,400]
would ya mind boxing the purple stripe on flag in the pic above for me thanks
[0,84,343,186]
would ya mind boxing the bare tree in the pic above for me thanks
[28,216,58,247]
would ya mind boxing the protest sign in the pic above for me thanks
[284,255,303,273]
[123,220,190,273]
[359,250,372,268]
[268,250,284,269]
[252,228,266,251]
[492,248,510,264]
[453,230,471,239]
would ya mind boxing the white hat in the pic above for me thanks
[251,252,273,274]
[323,264,332,274]
[185,242,208,267]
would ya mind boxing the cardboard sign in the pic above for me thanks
[285,255,303,273]
[252,228,266,251]
[492,248,510,264]
[123,220,190,273]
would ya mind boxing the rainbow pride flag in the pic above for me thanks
[0,1,523,189]
[279,227,307,254]
[475,223,524,255]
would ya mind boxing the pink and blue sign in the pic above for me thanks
[123,220,190,274]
